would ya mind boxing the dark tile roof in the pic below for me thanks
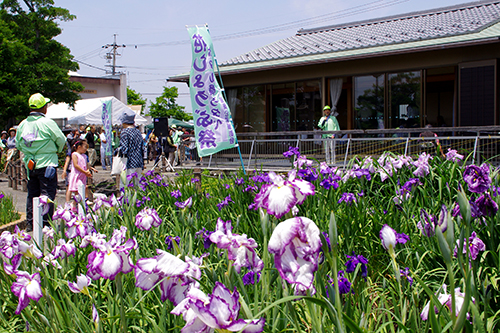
[221,0,500,66]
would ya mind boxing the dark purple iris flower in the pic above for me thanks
[243,184,258,192]
[337,271,352,294]
[321,232,331,252]
[283,146,300,158]
[170,190,182,199]
[345,251,368,278]
[492,186,500,197]
[217,195,234,211]
[145,169,155,177]
[297,167,319,182]
[195,227,213,249]
[320,177,339,190]
[475,192,499,217]
[242,270,261,285]
[354,168,371,181]
[400,267,413,286]
[235,178,245,186]
[251,173,270,183]
[338,193,356,205]
[191,178,200,183]
[165,236,181,251]
[452,202,461,218]
[463,164,491,193]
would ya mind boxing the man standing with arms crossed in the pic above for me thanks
[16,93,66,231]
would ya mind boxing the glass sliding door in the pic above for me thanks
[271,83,295,132]
[354,75,385,130]
[296,80,322,132]
[388,71,421,129]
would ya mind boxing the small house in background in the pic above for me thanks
[70,72,127,104]
[170,0,500,133]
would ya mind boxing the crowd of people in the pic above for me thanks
[146,125,200,168]
[5,93,202,232]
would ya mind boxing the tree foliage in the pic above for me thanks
[0,0,83,126]
[148,86,192,121]
[126,86,146,113]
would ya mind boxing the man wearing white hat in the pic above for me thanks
[318,105,340,165]
[16,93,66,231]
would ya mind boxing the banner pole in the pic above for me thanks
[209,26,246,175]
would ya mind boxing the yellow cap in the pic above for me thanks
[29,93,50,109]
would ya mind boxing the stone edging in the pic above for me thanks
[0,213,26,233]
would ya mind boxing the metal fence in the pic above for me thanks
[189,134,500,171]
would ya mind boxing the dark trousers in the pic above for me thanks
[27,167,58,226]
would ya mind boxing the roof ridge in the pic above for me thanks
[297,0,500,35]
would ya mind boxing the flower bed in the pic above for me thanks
[0,192,20,227]
[0,148,498,332]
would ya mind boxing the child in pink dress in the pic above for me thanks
[66,140,97,205]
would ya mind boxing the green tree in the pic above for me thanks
[148,86,192,121]
[0,0,83,125]
[127,86,147,113]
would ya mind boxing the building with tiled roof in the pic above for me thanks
[171,0,500,133]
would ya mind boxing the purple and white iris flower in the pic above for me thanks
[294,155,313,169]
[86,227,137,280]
[412,153,432,177]
[38,195,51,216]
[209,218,263,274]
[0,227,42,259]
[174,197,193,210]
[42,226,54,239]
[4,253,22,275]
[379,224,409,257]
[254,170,315,219]
[268,217,322,295]
[92,194,113,212]
[445,149,464,162]
[417,205,448,237]
[65,213,94,239]
[421,284,474,321]
[135,207,162,231]
[135,250,202,306]
[42,253,62,269]
[11,271,43,314]
[53,203,74,222]
[171,282,265,333]
[68,274,91,296]
[453,231,486,261]
[52,239,76,259]
[463,164,491,193]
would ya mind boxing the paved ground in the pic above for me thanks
[0,158,205,216]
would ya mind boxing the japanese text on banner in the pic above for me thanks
[101,100,113,156]
[187,26,237,157]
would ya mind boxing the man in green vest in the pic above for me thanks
[318,105,340,164]
[16,93,66,231]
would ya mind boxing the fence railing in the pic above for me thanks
[180,132,500,171]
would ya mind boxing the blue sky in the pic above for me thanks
[55,0,474,112]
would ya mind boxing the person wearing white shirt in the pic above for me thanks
[99,128,109,170]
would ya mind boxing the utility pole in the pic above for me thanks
[102,34,126,75]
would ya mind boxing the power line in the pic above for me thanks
[125,0,408,48]
[74,59,107,72]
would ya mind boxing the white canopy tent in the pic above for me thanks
[46,96,148,125]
